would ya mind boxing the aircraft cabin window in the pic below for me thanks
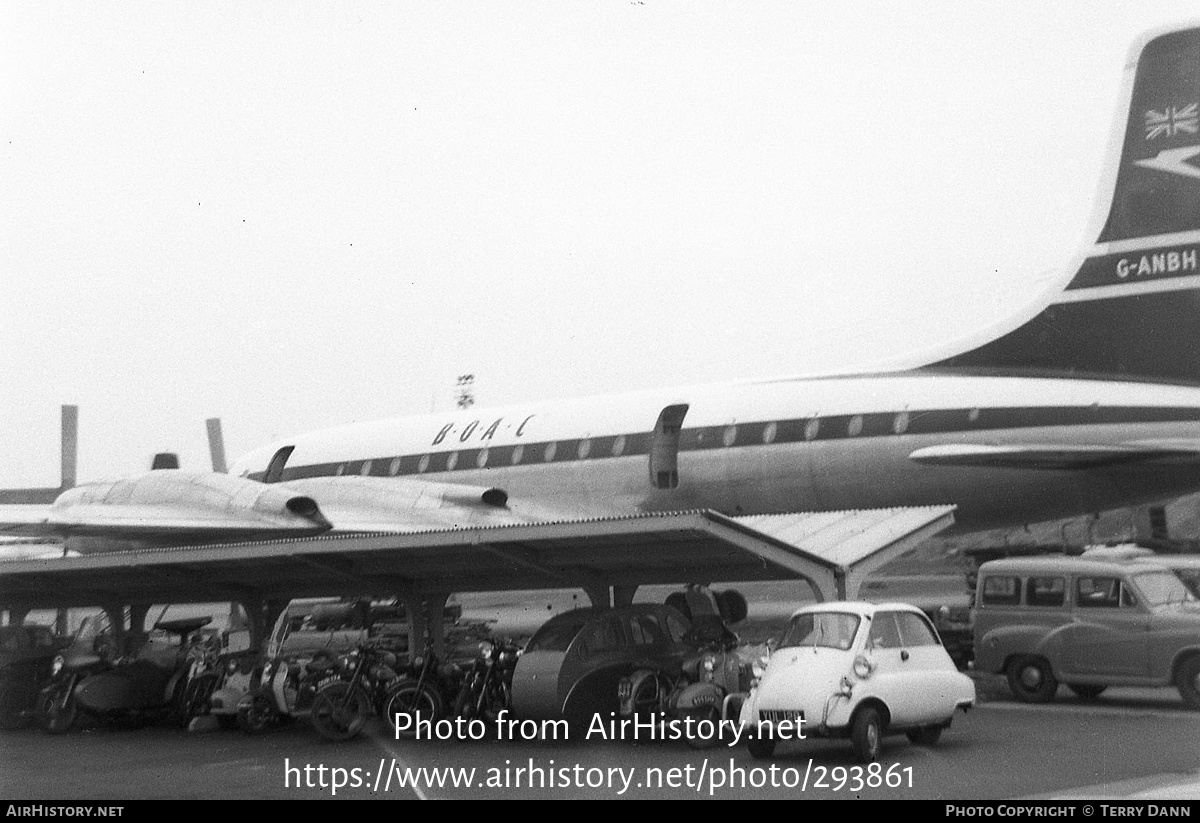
[446,452,459,471]
[418,455,430,473]
[805,419,820,441]
[762,422,777,444]
[336,463,346,476]
[511,445,524,465]
[361,460,373,476]
[893,412,910,435]
[968,408,981,423]
[848,415,863,437]
[477,449,489,468]
[578,439,591,459]
[389,457,402,476]
[612,435,626,457]
[723,425,738,447]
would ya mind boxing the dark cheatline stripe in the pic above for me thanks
[265,404,1200,483]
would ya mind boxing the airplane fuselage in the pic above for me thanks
[232,371,1200,533]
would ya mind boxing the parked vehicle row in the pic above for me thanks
[6,555,1198,763]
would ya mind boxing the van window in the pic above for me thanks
[1076,576,1122,608]
[1027,576,1066,607]
[981,576,1022,606]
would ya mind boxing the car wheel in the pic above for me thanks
[1006,656,1057,703]
[906,725,942,746]
[385,681,441,739]
[684,705,721,750]
[1067,684,1107,701]
[311,682,371,742]
[746,729,776,759]
[1175,656,1200,710]
[851,706,883,763]
[236,690,274,735]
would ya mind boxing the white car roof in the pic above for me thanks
[788,601,925,619]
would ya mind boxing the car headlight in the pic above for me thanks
[751,654,769,680]
[478,641,494,658]
[852,655,875,679]
[51,654,64,676]
[412,656,424,670]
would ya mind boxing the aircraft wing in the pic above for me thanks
[908,441,1200,470]
[0,473,581,548]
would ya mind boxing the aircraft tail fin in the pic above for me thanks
[930,24,1200,384]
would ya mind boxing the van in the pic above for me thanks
[973,555,1200,708]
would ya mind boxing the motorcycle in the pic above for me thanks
[37,616,117,734]
[310,642,402,741]
[383,644,465,739]
[235,649,341,734]
[453,638,521,734]
[74,616,214,728]
[619,588,753,749]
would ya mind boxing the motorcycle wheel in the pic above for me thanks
[181,674,219,727]
[311,682,371,742]
[385,681,441,740]
[452,686,483,739]
[482,682,511,724]
[684,705,722,750]
[236,689,275,735]
[40,685,77,735]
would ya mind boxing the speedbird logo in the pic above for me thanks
[1135,145,1200,179]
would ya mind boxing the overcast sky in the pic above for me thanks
[2,2,1198,485]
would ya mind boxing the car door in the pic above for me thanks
[1061,576,1150,678]
[865,610,948,727]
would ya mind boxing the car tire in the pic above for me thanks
[385,681,441,739]
[1067,684,1107,701]
[746,729,776,759]
[1175,656,1200,710]
[906,725,942,746]
[851,706,884,763]
[1006,656,1057,703]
